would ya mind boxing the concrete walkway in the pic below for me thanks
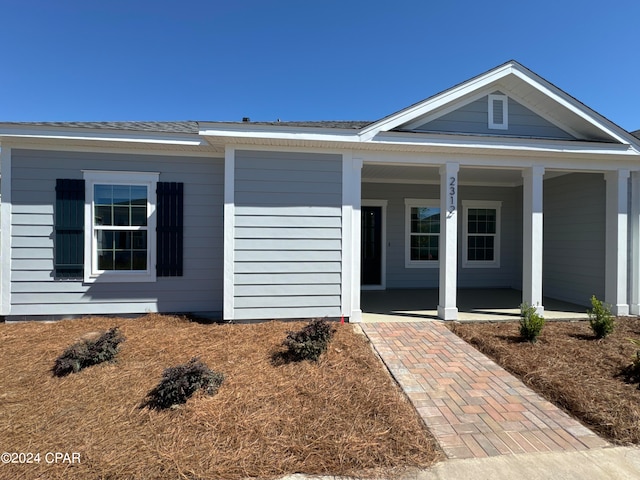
[281,446,640,479]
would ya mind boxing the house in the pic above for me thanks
[1,60,639,322]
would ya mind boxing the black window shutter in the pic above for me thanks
[156,182,184,277]
[55,179,85,279]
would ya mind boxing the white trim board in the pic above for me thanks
[1,147,11,315]
[223,146,235,321]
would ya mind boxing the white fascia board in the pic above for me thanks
[400,89,490,132]
[371,131,639,156]
[508,66,633,145]
[358,64,515,140]
[0,126,207,146]
[359,61,635,147]
[359,150,640,173]
[0,138,220,158]
[199,123,361,143]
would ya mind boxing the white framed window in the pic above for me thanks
[405,198,440,268]
[462,200,501,268]
[488,94,508,130]
[83,171,159,283]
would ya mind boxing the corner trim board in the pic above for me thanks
[1,147,11,315]
[223,146,235,321]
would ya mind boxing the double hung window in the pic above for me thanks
[463,200,501,268]
[405,199,440,268]
[84,171,159,282]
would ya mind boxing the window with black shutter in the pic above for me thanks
[54,177,184,281]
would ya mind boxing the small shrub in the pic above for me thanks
[145,357,224,410]
[588,295,615,339]
[52,327,125,377]
[283,317,335,361]
[627,338,640,384]
[519,303,545,343]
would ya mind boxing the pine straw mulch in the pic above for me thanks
[0,314,442,480]
[448,317,640,445]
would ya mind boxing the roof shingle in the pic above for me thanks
[0,120,372,134]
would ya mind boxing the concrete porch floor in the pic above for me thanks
[361,288,589,322]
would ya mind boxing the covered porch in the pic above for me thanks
[354,159,632,322]
[361,288,588,322]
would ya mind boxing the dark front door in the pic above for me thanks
[361,206,382,285]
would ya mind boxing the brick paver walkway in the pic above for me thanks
[362,321,609,459]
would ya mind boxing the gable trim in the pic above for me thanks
[359,61,635,147]
[399,89,490,132]
[359,62,515,140]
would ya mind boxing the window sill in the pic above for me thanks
[405,261,439,269]
[462,262,500,269]
[84,271,157,283]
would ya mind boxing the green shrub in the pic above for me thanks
[283,317,335,361]
[588,295,615,339]
[145,357,224,410]
[519,303,545,343]
[627,338,640,383]
[52,327,125,377]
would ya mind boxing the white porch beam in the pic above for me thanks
[522,166,544,315]
[605,169,630,315]
[630,172,640,315]
[437,162,459,320]
[342,154,363,322]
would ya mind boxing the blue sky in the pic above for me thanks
[1,0,639,131]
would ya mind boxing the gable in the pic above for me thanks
[361,61,634,146]
[404,92,575,140]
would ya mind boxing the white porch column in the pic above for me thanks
[605,169,630,316]
[437,162,459,321]
[341,154,363,322]
[522,166,544,315]
[630,171,640,315]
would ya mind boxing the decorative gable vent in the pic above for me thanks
[488,94,508,130]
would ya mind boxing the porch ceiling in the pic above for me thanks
[362,164,569,187]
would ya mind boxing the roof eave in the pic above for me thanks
[0,125,208,147]
[372,130,640,156]
[199,123,363,143]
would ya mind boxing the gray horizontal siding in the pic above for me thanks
[235,250,341,262]
[235,284,341,296]
[10,148,224,317]
[235,226,341,239]
[414,93,575,139]
[234,306,341,321]
[361,181,522,289]
[234,273,342,285]
[234,150,342,320]
[543,173,605,306]
[235,238,342,251]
